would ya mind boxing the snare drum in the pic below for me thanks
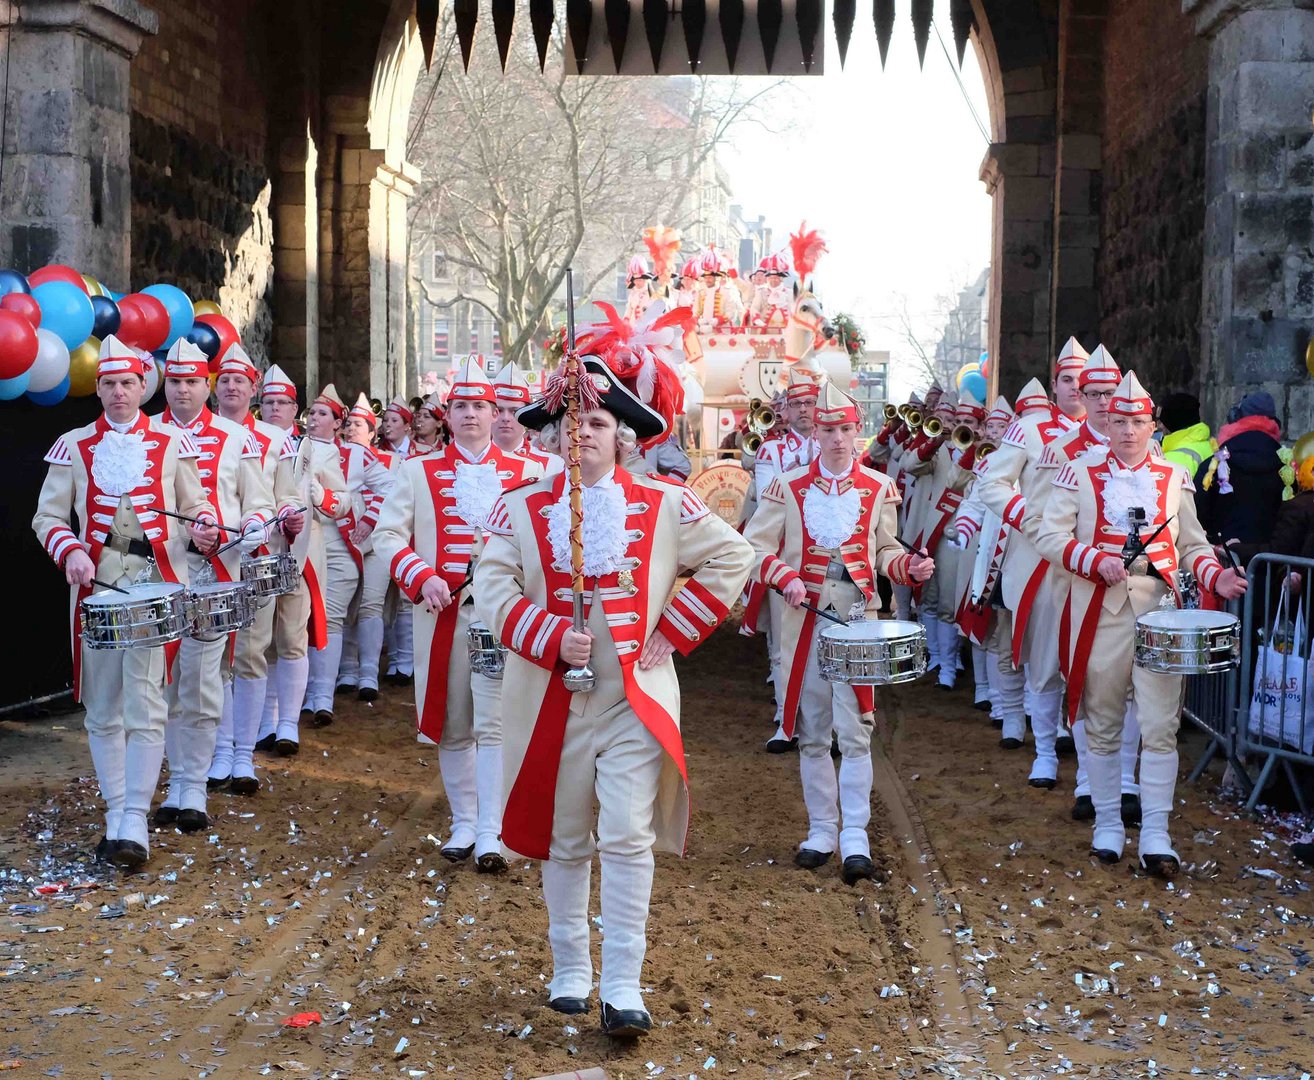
[467,620,507,679]
[817,619,927,685]
[240,551,300,598]
[80,582,190,651]
[1134,608,1240,674]
[186,581,257,642]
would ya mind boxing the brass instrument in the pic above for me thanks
[922,416,943,439]
[408,396,425,414]
[742,431,764,454]
[370,397,384,417]
[950,424,975,450]
[883,403,899,421]
[905,408,923,429]
[753,404,776,429]
[977,441,997,460]
[296,407,310,429]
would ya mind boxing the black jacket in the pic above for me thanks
[1193,429,1285,563]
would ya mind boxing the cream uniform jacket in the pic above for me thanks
[33,411,213,696]
[474,468,753,861]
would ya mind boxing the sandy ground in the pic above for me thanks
[2,617,1313,1079]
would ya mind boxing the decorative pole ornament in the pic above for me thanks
[562,268,597,694]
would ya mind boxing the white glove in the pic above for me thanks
[946,528,967,550]
[240,519,268,553]
[309,479,332,514]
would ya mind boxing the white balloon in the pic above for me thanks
[26,328,71,393]
[141,350,162,401]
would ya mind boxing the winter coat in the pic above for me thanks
[1193,416,1284,564]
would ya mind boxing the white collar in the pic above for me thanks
[584,467,617,490]
[106,412,141,434]
[454,440,491,463]
[1111,452,1150,472]
[1087,422,1110,445]
[818,459,852,483]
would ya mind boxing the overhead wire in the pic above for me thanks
[932,20,990,144]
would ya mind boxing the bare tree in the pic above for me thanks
[407,6,789,366]
[889,267,988,397]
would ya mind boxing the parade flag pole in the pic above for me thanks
[562,267,596,693]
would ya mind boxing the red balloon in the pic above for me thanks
[193,313,241,373]
[0,309,39,379]
[118,292,170,351]
[0,292,41,327]
[28,264,90,294]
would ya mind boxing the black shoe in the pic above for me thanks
[548,996,589,1015]
[358,686,378,704]
[275,738,299,757]
[1121,793,1142,829]
[230,775,259,796]
[1091,847,1121,865]
[1140,853,1179,879]
[1028,777,1057,790]
[109,840,148,870]
[176,809,209,833]
[999,737,1023,750]
[311,710,333,728]
[441,843,475,863]
[1055,736,1076,756]
[254,734,277,753]
[794,848,831,870]
[1292,841,1314,867]
[206,775,230,791]
[991,717,1003,729]
[475,852,508,874]
[841,854,877,886]
[152,805,179,828]
[95,835,115,863]
[600,1002,651,1039]
[389,671,414,687]
[1071,795,1095,821]
[974,700,992,712]
[830,734,841,760]
[335,682,357,697]
[765,736,797,754]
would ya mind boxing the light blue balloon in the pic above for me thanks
[26,373,70,406]
[962,371,988,405]
[142,283,194,348]
[31,281,95,350]
[0,370,31,400]
[105,288,126,303]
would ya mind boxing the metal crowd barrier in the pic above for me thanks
[1232,553,1314,813]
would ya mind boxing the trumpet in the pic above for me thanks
[905,408,924,429]
[742,431,764,454]
[408,396,425,414]
[370,397,385,417]
[883,403,899,421]
[950,424,975,450]
[752,404,776,430]
[922,416,943,439]
[977,441,997,460]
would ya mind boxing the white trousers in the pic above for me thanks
[163,633,226,812]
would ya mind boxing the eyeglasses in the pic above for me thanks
[1082,389,1116,400]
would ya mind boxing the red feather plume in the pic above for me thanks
[789,222,828,280]
[642,225,682,280]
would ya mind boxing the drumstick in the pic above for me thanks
[213,508,307,559]
[769,584,847,626]
[895,536,929,557]
[91,578,130,595]
[1121,515,1175,569]
[152,506,241,533]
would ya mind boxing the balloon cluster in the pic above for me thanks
[0,264,239,406]
[955,351,988,405]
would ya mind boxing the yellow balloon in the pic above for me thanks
[1306,337,1314,378]
[1294,429,1314,463]
[68,336,102,398]
[81,275,104,297]
[194,300,224,317]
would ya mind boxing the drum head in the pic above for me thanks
[84,582,182,607]
[190,581,244,596]
[820,619,923,642]
[1137,609,1237,631]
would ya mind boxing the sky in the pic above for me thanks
[718,19,994,400]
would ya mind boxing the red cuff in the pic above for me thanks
[761,555,801,592]
[1003,493,1025,530]
[390,548,437,603]
[887,552,913,586]
[657,579,731,656]
[500,597,570,670]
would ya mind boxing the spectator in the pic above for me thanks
[1269,455,1314,564]
[1194,391,1284,564]
[1157,392,1212,474]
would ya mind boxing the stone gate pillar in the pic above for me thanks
[0,0,156,283]
[1188,0,1314,429]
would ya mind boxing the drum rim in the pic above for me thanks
[1136,609,1238,628]
[820,620,926,641]
[83,582,184,604]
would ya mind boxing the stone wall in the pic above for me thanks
[1098,0,1209,395]
[127,0,275,361]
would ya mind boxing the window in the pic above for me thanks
[431,251,449,280]
[432,319,449,360]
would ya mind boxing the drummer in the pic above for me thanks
[372,356,544,871]
[153,339,275,833]
[207,345,297,795]
[33,335,218,869]
[744,381,933,884]
[1034,371,1246,875]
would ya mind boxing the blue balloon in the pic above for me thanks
[104,288,126,303]
[0,370,31,400]
[961,371,988,405]
[31,281,95,350]
[142,283,194,349]
[0,269,29,298]
[90,295,121,340]
[26,373,70,406]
